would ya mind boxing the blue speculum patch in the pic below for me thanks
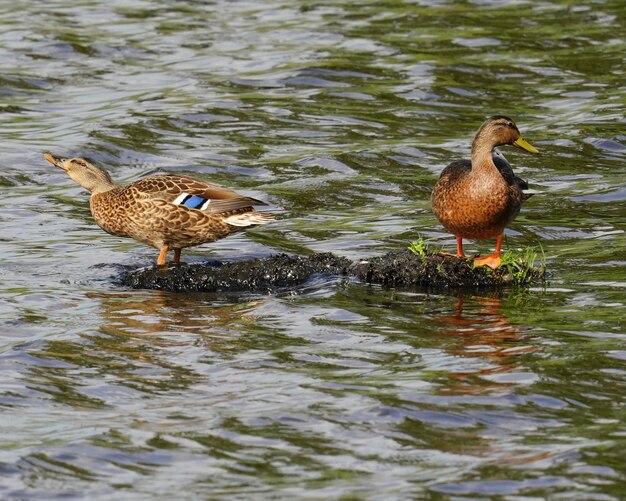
[182,195,207,209]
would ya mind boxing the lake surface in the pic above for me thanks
[1,0,625,498]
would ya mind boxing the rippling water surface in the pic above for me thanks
[1,0,625,498]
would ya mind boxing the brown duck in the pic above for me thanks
[44,153,273,265]
[431,116,539,269]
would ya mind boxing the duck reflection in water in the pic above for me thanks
[434,293,538,395]
[31,291,269,397]
[88,290,265,351]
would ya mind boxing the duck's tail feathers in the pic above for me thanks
[521,188,540,201]
[223,211,274,227]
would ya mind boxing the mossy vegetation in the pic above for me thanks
[407,236,546,288]
[498,245,546,286]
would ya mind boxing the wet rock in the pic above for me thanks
[352,251,521,288]
[120,250,544,293]
[120,253,353,293]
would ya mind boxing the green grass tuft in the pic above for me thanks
[408,235,442,260]
[498,245,546,285]
[408,236,428,259]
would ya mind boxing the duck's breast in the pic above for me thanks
[432,164,520,239]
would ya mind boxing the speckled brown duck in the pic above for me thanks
[44,153,273,266]
[431,116,539,269]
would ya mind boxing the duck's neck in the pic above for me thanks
[470,133,497,174]
[89,180,120,195]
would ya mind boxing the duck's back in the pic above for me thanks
[89,174,271,249]
[126,175,266,213]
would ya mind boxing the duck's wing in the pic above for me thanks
[493,155,533,199]
[127,174,267,214]
[437,159,472,183]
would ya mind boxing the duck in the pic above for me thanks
[44,153,273,266]
[431,116,539,269]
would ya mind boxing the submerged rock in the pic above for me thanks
[120,250,545,293]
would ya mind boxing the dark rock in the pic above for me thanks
[120,253,353,293]
[119,250,544,293]
[351,251,506,288]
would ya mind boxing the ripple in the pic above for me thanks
[0,0,625,498]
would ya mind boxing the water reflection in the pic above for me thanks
[20,292,269,408]
[435,294,539,393]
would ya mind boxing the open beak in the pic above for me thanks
[44,153,69,171]
[513,136,539,154]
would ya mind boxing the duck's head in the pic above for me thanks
[474,116,539,154]
[44,153,117,194]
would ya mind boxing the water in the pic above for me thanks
[1,0,625,498]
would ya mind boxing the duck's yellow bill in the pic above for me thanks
[44,152,67,171]
[513,137,539,154]
[43,152,57,165]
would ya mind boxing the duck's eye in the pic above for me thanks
[506,121,514,128]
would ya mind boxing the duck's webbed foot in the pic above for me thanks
[473,253,501,269]
[473,234,503,269]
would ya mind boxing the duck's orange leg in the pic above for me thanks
[439,235,465,259]
[474,234,503,269]
[456,235,465,257]
[173,248,182,265]
[157,244,169,266]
